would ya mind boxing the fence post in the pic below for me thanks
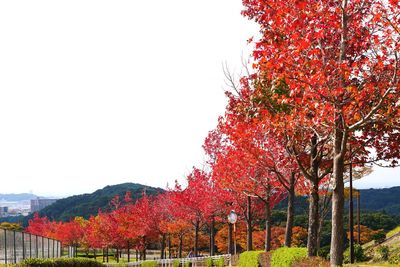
[4,229,7,265]
[22,232,25,260]
[48,238,50,258]
[36,235,38,258]
[29,233,32,258]
[13,230,16,264]
[42,236,44,258]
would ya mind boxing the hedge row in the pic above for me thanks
[19,258,103,267]
[16,257,227,267]
[239,251,264,267]
[239,247,310,267]
[270,247,307,267]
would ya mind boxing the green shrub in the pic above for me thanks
[372,231,386,244]
[173,259,180,267]
[19,258,53,267]
[141,261,158,267]
[183,262,191,267]
[19,258,103,267]
[377,245,390,261]
[239,251,263,267]
[270,247,307,267]
[206,257,213,267]
[215,257,225,267]
[317,245,330,259]
[344,244,366,263]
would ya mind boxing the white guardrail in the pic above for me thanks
[104,254,232,267]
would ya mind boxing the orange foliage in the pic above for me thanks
[347,225,384,244]
[215,223,248,253]
[215,224,308,252]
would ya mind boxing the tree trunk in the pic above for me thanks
[330,113,347,266]
[330,155,345,265]
[194,221,200,257]
[136,250,138,261]
[168,234,172,259]
[106,247,109,263]
[284,173,295,247]
[307,134,319,257]
[179,235,183,258]
[265,184,272,251]
[307,181,319,256]
[210,217,215,256]
[161,234,166,259]
[246,196,253,251]
[143,236,147,260]
[357,193,361,244]
[317,216,324,251]
[127,241,130,262]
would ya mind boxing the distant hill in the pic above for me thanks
[358,186,400,215]
[0,193,39,202]
[275,186,400,216]
[30,183,164,221]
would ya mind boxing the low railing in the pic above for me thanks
[104,254,232,267]
[0,228,62,264]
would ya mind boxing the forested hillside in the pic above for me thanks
[275,186,400,216]
[359,187,400,215]
[29,183,164,221]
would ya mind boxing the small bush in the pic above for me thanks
[19,258,103,267]
[344,244,366,263]
[270,247,307,267]
[173,259,180,267]
[141,261,158,267]
[206,257,213,267]
[183,262,191,267]
[215,257,225,267]
[372,231,386,244]
[239,251,264,267]
[317,245,330,259]
[377,245,390,261]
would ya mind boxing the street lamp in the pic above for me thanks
[227,210,237,255]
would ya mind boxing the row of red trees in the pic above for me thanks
[26,169,294,262]
[26,0,400,266]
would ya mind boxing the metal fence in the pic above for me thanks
[0,228,62,264]
[104,254,232,267]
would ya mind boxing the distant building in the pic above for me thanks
[0,206,9,217]
[30,198,58,213]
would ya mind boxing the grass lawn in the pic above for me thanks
[386,226,400,239]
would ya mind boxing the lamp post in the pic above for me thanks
[228,210,238,255]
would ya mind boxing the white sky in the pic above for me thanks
[0,1,398,197]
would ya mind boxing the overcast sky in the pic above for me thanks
[0,1,398,197]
